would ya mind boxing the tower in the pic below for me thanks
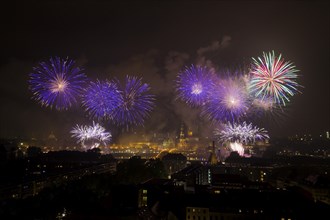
[208,141,218,165]
[178,123,187,149]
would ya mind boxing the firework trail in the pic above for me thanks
[29,57,87,110]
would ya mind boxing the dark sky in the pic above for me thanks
[1,0,329,140]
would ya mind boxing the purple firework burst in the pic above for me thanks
[176,65,215,107]
[29,57,87,110]
[112,76,155,127]
[203,75,250,122]
[82,80,122,120]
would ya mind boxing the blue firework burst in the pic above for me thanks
[176,65,215,107]
[29,57,87,110]
[82,80,122,120]
[112,76,155,127]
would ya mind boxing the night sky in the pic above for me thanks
[1,1,329,141]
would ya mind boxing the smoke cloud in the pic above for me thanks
[195,36,232,73]
[101,38,231,140]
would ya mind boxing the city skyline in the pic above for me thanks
[1,1,329,140]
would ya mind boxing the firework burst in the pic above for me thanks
[249,51,301,106]
[203,75,250,122]
[112,75,155,128]
[214,121,269,144]
[29,57,87,110]
[176,65,215,107]
[82,80,122,120]
[229,142,245,156]
[71,121,111,149]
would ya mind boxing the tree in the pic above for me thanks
[27,146,42,157]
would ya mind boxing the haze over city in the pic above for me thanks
[1,0,329,141]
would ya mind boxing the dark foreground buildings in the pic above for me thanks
[138,170,329,220]
[1,142,330,219]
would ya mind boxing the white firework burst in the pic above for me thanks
[71,121,111,149]
[214,121,269,144]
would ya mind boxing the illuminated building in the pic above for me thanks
[162,138,175,149]
[178,123,187,149]
[186,207,209,220]
[208,141,218,165]
[138,178,174,209]
[138,189,148,207]
[186,128,200,151]
[172,164,211,192]
[188,128,193,137]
